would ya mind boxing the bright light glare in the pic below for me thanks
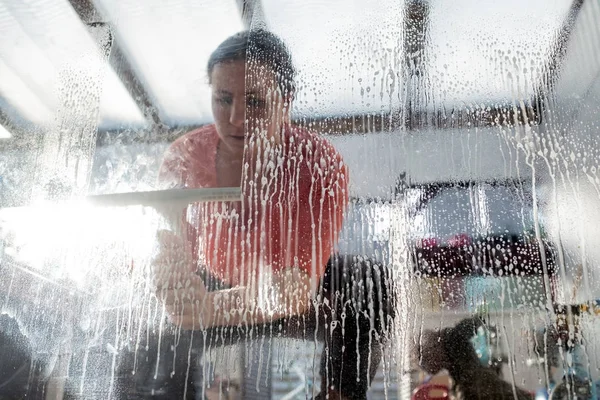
[0,124,11,139]
[0,201,161,289]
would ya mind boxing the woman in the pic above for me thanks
[117,30,393,400]
[154,29,348,329]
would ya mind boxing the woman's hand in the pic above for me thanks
[152,230,211,329]
[152,231,315,329]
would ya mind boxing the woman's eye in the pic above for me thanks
[216,97,232,105]
[247,97,266,108]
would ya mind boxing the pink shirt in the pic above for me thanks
[158,124,348,286]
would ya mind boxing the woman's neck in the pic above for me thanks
[216,140,244,187]
[217,139,244,163]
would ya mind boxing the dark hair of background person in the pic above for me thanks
[418,317,533,400]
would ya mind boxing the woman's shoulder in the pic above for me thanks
[287,125,348,188]
[288,125,343,162]
[158,124,219,187]
[169,124,219,156]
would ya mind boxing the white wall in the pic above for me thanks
[537,0,600,302]
[328,125,530,200]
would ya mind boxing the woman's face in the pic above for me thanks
[210,60,289,156]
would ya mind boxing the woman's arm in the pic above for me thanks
[161,266,312,329]
[155,134,348,329]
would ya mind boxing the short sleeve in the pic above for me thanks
[157,140,189,190]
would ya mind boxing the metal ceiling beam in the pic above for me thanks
[95,0,572,140]
[403,0,430,130]
[235,0,267,29]
[299,0,548,136]
[537,0,586,96]
[526,0,586,132]
[293,0,537,135]
[67,0,163,129]
[291,101,541,136]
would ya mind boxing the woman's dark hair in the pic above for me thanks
[207,29,296,97]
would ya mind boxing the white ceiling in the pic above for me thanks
[93,0,243,126]
[0,0,573,132]
[265,0,572,116]
[0,0,145,131]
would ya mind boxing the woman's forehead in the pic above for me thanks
[212,61,277,92]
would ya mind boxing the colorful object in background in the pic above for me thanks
[420,237,440,249]
[531,301,600,400]
[470,326,492,367]
[468,324,507,372]
[411,383,450,400]
[579,299,600,315]
[465,276,548,313]
[447,233,472,248]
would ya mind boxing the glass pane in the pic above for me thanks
[1,0,600,399]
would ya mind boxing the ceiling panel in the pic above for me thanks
[93,0,244,126]
[263,0,573,118]
[426,0,573,109]
[263,0,405,118]
[0,0,146,130]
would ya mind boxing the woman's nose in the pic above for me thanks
[229,99,245,127]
